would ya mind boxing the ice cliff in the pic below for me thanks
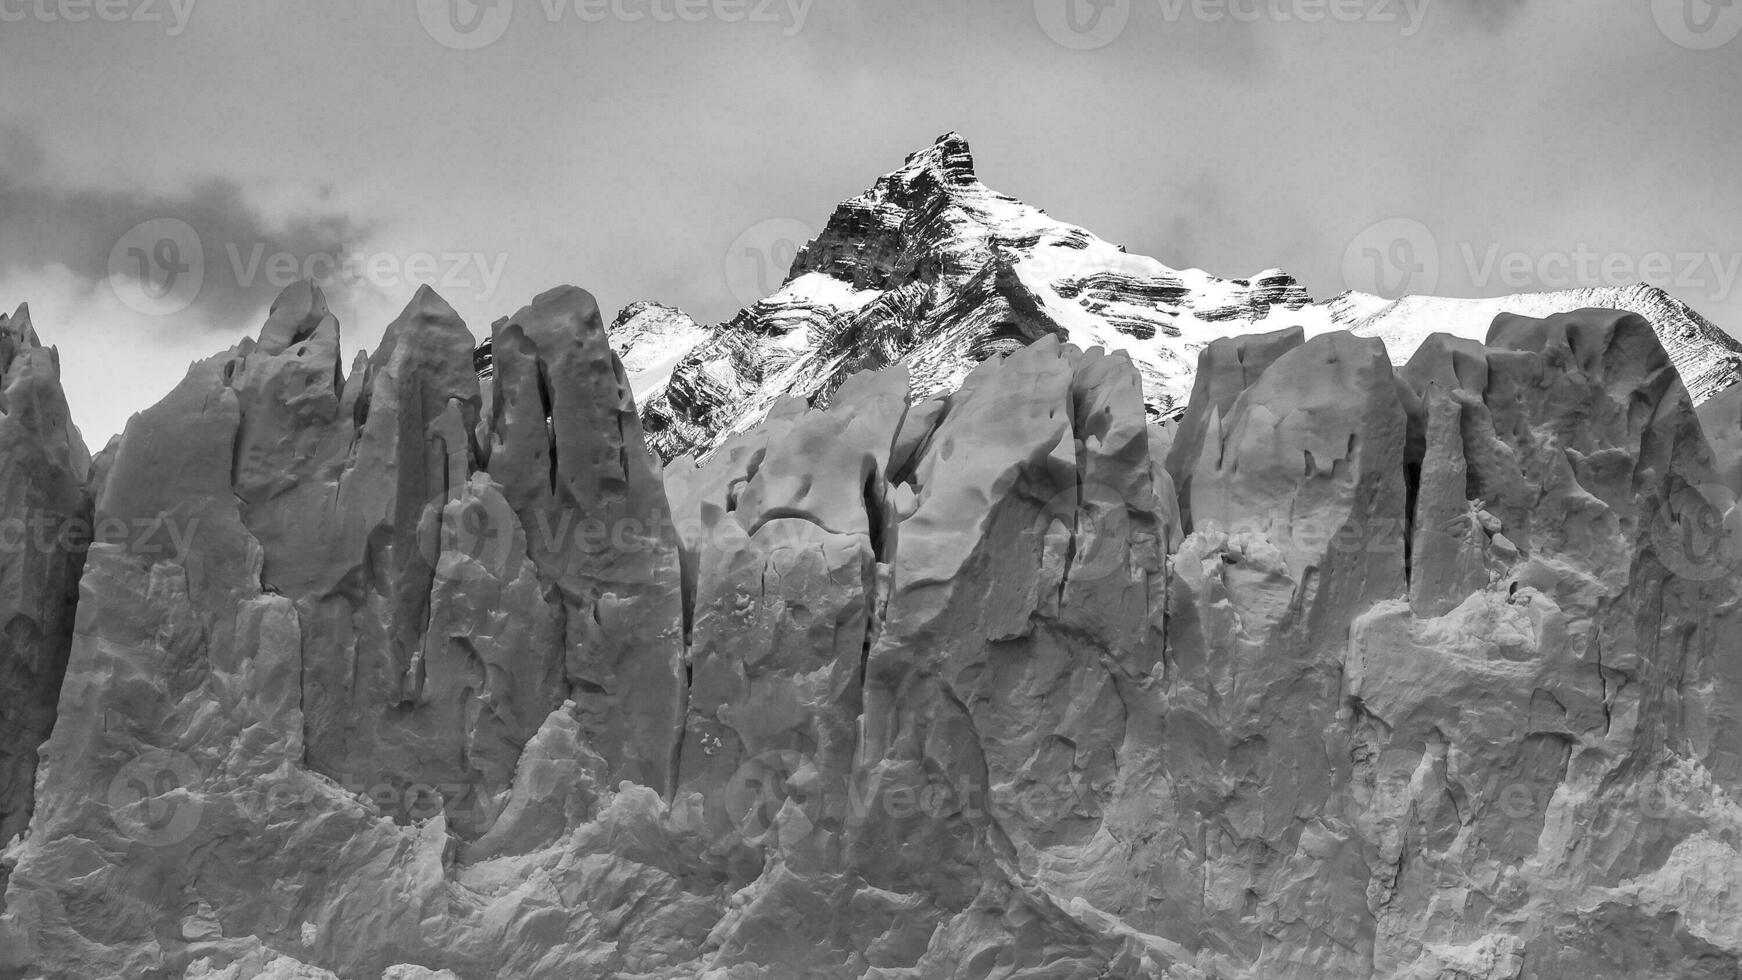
[4,137,1742,979]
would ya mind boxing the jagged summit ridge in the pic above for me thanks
[480,133,1742,462]
[518,132,1318,460]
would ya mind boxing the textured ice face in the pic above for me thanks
[8,279,1742,978]
[6,138,1742,979]
[0,302,88,906]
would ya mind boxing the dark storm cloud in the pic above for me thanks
[0,126,374,331]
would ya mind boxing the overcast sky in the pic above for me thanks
[2,0,1740,443]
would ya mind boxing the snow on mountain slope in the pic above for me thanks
[593,133,1316,460]
[477,133,1742,460]
[1311,285,1742,403]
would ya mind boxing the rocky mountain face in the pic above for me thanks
[4,139,1742,979]
[489,134,1742,463]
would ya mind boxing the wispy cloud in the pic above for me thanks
[0,124,376,332]
[0,0,1735,441]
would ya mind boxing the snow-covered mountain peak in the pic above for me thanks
[607,132,1316,460]
[478,133,1742,462]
